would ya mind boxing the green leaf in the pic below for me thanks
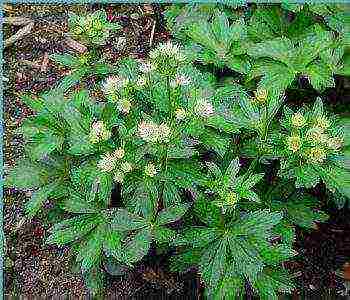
[56,68,89,92]
[306,61,335,91]
[5,160,48,189]
[25,182,59,218]
[247,37,293,66]
[156,203,191,225]
[46,215,99,246]
[162,182,181,207]
[295,165,320,188]
[78,226,104,273]
[20,94,45,112]
[111,209,147,232]
[123,228,152,264]
[50,53,79,67]
[153,226,177,244]
[173,227,219,248]
[199,238,228,289]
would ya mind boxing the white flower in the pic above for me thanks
[291,113,306,128]
[136,76,147,87]
[327,137,343,151]
[145,163,157,177]
[175,108,186,121]
[150,41,186,62]
[195,99,214,118]
[170,74,191,88]
[157,123,171,142]
[138,121,159,143]
[114,171,124,183]
[113,148,125,159]
[139,61,155,73]
[117,99,131,114]
[97,153,117,173]
[121,162,133,173]
[89,121,111,144]
[102,76,129,95]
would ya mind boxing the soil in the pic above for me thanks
[3,3,350,299]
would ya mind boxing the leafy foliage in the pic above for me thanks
[5,5,349,299]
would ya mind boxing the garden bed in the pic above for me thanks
[3,3,350,299]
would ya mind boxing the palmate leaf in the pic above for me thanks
[305,61,335,91]
[76,224,105,273]
[111,209,148,232]
[5,159,48,189]
[25,181,60,218]
[46,214,101,246]
[251,267,295,300]
[123,228,152,264]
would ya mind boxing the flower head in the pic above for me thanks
[145,163,157,177]
[170,74,191,88]
[226,192,238,205]
[291,113,306,128]
[195,99,214,118]
[327,137,343,151]
[139,61,155,73]
[121,162,133,173]
[136,76,147,87]
[287,136,302,153]
[89,121,111,144]
[157,123,171,142]
[114,171,124,183]
[315,116,330,132]
[254,88,268,104]
[150,41,186,62]
[117,99,131,114]
[113,148,125,159]
[138,121,159,143]
[175,108,186,121]
[306,127,323,143]
[307,147,326,164]
[102,76,129,95]
[97,152,117,173]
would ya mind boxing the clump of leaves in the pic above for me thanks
[5,6,350,300]
[276,98,350,197]
[68,10,121,46]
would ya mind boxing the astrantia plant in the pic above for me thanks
[5,5,350,299]
[68,10,121,46]
[276,98,350,197]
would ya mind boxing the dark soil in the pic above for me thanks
[3,3,350,299]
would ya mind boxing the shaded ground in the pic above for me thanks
[3,3,350,299]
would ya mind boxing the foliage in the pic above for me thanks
[68,10,121,46]
[5,4,350,299]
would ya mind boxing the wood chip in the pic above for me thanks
[4,20,34,48]
[149,20,156,48]
[64,36,87,54]
[40,52,49,73]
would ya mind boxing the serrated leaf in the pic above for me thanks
[123,228,151,264]
[25,182,59,218]
[156,203,191,225]
[111,209,147,232]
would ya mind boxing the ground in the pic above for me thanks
[3,3,350,299]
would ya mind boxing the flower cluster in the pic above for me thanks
[194,99,215,118]
[138,121,171,143]
[68,11,120,45]
[102,75,130,95]
[144,163,157,177]
[254,88,268,104]
[89,121,111,144]
[284,109,343,164]
[149,42,186,76]
[97,148,132,183]
[170,74,191,88]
